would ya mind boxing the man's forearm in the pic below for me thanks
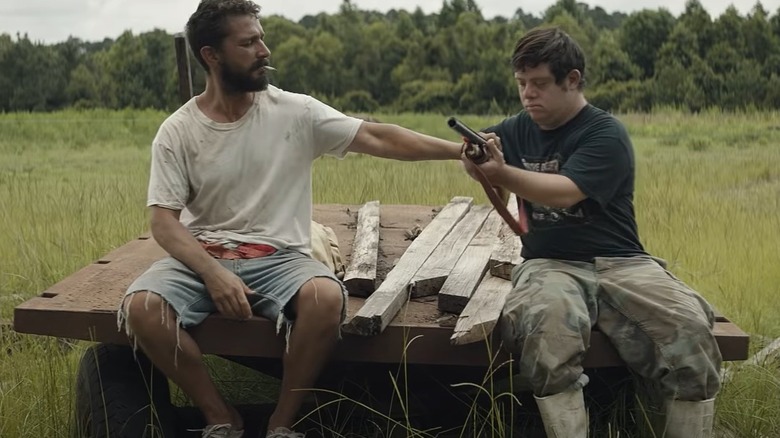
[357,123,462,161]
[403,127,462,160]
[151,216,222,280]
[494,166,585,209]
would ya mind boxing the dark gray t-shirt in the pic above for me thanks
[486,105,646,261]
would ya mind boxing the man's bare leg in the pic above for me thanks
[266,278,343,431]
[125,291,244,429]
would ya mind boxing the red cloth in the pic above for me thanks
[200,242,277,260]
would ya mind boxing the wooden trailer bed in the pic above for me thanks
[13,203,749,368]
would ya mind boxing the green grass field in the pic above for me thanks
[0,109,779,436]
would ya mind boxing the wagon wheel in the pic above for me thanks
[74,343,176,438]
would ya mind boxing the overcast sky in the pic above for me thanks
[1,0,778,44]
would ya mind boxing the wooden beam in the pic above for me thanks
[721,335,772,385]
[438,210,503,314]
[343,201,380,297]
[12,301,749,367]
[489,195,523,280]
[10,204,750,368]
[345,197,473,336]
[712,322,750,362]
[174,33,193,104]
[409,204,492,298]
[450,273,512,345]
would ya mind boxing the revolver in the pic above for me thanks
[447,117,489,164]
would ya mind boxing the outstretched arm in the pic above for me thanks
[346,121,462,161]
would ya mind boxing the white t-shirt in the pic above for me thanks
[146,85,363,255]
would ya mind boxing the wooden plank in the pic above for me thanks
[174,33,193,104]
[582,322,749,367]
[41,263,106,298]
[10,203,750,368]
[450,274,512,345]
[409,204,492,298]
[21,238,168,312]
[438,210,503,314]
[96,236,161,264]
[13,303,507,367]
[42,236,153,298]
[12,303,747,367]
[343,201,380,297]
[14,205,433,316]
[345,197,473,336]
[712,322,750,362]
[489,195,523,280]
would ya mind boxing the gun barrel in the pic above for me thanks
[447,117,486,146]
[447,117,488,164]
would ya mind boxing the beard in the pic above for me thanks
[219,59,270,93]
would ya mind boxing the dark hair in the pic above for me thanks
[511,27,586,89]
[185,0,261,71]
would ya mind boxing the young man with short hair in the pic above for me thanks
[463,27,722,438]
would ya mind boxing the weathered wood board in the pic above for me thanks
[12,203,750,367]
[344,197,473,336]
[438,210,503,314]
[450,273,513,345]
[343,200,380,297]
[489,195,523,280]
[410,204,492,298]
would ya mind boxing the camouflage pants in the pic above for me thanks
[499,256,722,400]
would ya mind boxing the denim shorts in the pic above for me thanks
[117,249,347,338]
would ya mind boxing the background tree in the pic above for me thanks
[678,0,715,57]
[618,9,675,79]
[1,0,780,114]
[513,8,542,29]
[742,4,780,64]
[0,34,13,111]
[2,34,68,111]
[589,32,640,86]
[772,6,780,37]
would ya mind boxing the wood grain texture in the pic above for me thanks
[343,201,380,297]
[410,204,492,298]
[11,203,749,367]
[344,197,473,336]
[450,273,512,345]
[489,195,523,280]
[438,210,503,314]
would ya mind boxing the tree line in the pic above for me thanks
[1,0,779,115]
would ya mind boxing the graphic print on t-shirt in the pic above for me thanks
[521,155,587,227]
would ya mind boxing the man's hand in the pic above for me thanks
[462,134,506,184]
[202,267,253,320]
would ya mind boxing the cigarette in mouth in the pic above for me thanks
[264,66,277,71]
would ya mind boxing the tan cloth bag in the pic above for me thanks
[310,221,345,278]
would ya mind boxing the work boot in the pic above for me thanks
[534,389,588,438]
[663,398,715,438]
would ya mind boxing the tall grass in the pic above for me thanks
[1,109,779,437]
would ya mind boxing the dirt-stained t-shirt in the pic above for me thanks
[147,85,362,256]
[485,105,646,261]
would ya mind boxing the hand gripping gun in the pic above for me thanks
[447,117,529,236]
